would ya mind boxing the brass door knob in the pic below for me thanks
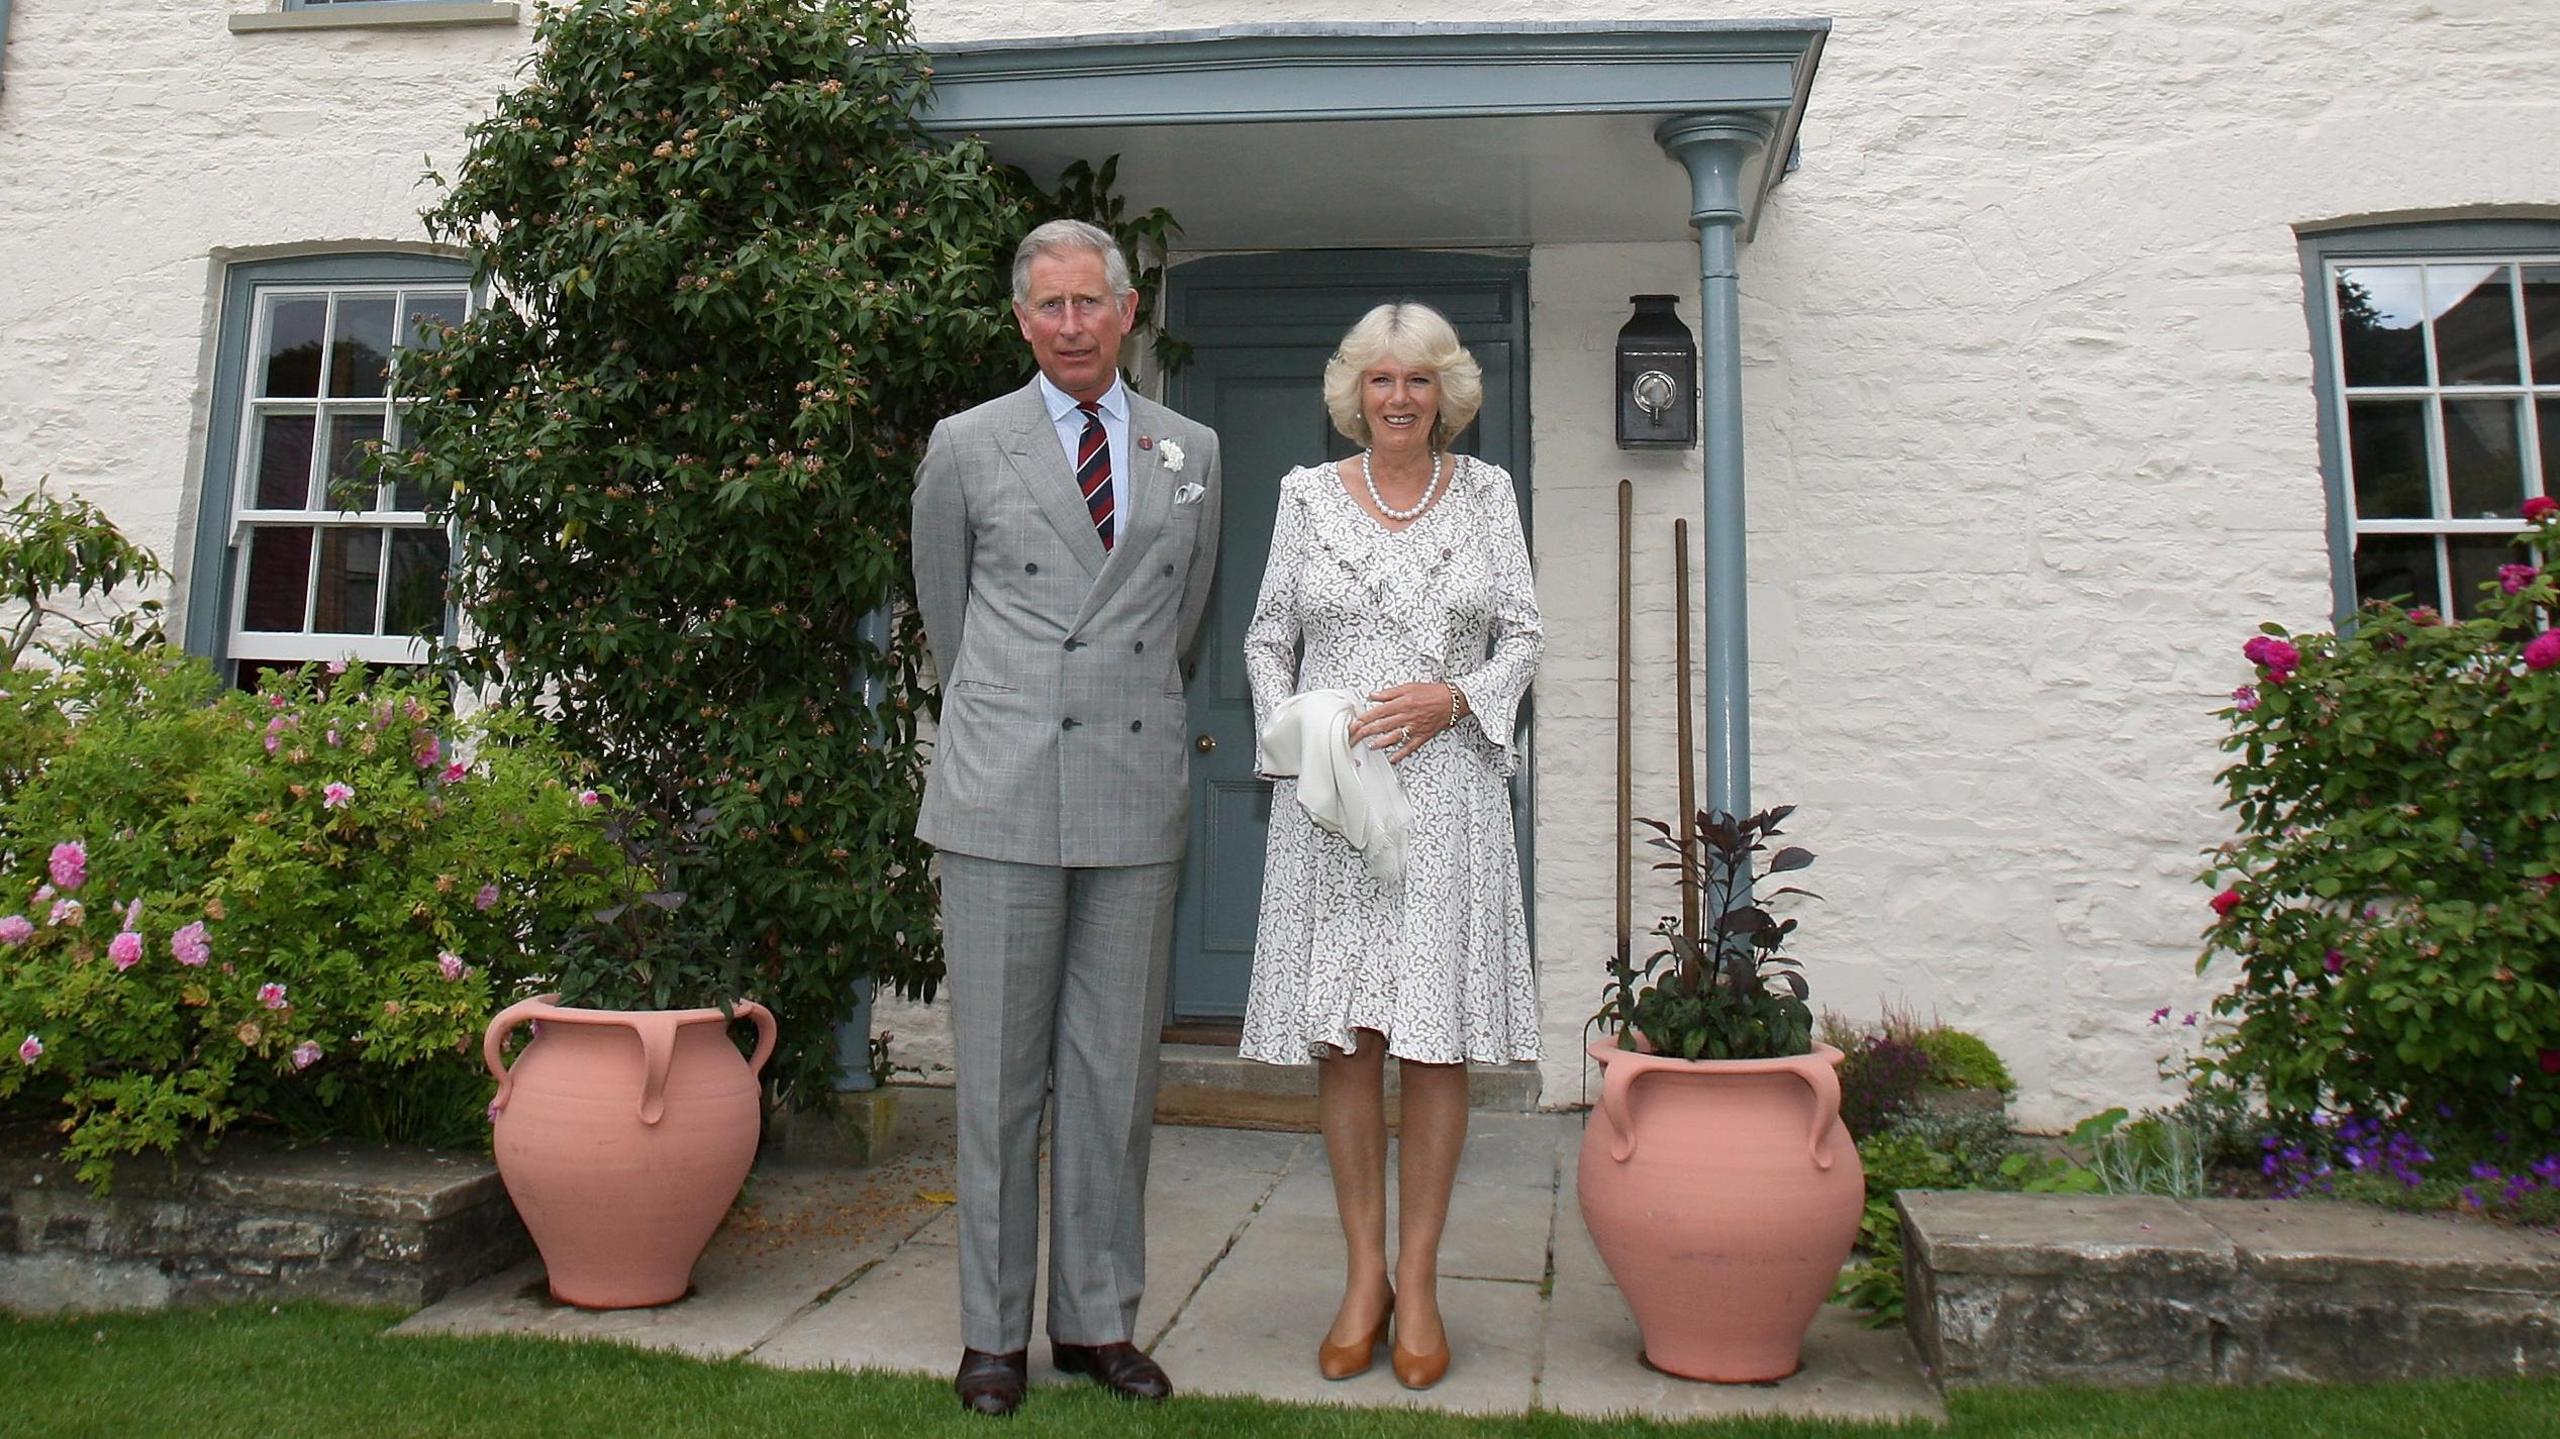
[1194,734,1217,754]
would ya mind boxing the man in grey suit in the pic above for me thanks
[910,219,1221,1418]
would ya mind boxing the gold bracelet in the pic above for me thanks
[1447,682,1468,730]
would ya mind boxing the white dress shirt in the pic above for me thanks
[1036,372,1130,547]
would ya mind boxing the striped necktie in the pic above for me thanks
[1075,400,1114,552]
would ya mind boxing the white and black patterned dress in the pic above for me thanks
[1239,458,1544,1066]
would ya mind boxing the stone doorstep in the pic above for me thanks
[1152,1043,1541,1131]
[1899,1190,2560,1389]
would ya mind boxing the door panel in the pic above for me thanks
[1166,252,1530,1022]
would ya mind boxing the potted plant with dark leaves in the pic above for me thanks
[1579,805,1863,1381]
[482,810,776,1309]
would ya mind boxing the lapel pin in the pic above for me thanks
[1137,435,1154,450]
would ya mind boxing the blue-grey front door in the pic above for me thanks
[1165,251,1531,1022]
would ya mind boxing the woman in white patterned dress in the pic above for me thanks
[1240,302,1543,1390]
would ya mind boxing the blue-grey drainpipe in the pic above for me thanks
[0,0,16,96]
[829,604,897,1092]
[1655,113,1775,821]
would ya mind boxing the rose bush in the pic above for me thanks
[0,646,625,1188]
[2198,504,2560,1137]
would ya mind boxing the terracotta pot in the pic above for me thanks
[1576,1039,1863,1382]
[483,993,776,1309]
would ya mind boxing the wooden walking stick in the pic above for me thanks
[1673,517,1698,937]
[1616,480,1634,983]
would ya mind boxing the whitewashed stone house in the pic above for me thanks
[1,0,2553,1127]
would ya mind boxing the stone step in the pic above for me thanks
[1900,1190,2560,1388]
[1152,1043,1543,1130]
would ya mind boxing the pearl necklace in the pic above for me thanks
[1360,448,1445,521]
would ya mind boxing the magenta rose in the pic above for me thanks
[2524,632,2560,673]
[2523,495,2559,522]
[2210,888,2243,918]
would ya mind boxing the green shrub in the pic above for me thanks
[2200,504,2560,1139]
[382,0,1175,1104]
[1913,1026,2012,1093]
[0,647,625,1188]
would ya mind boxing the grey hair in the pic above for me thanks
[1321,302,1485,450]
[1010,219,1133,306]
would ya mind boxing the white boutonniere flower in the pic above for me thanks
[1174,481,1206,505]
[1158,439,1186,474]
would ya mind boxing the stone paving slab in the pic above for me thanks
[397,1107,1946,1425]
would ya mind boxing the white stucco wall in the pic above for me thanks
[6,1,2558,1126]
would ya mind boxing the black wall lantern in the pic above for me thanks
[1614,294,1698,450]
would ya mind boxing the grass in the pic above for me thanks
[3,1305,2555,1439]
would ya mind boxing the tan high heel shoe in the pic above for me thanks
[1390,1311,1450,1390]
[1317,1292,1395,1380]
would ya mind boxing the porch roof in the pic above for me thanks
[918,21,1829,249]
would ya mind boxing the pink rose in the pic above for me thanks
[0,916,32,945]
[2523,496,2559,522]
[415,736,442,769]
[47,899,82,928]
[577,789,602,808]
[2500,563,2539,595]
[441,761,468,784]
[322,782,355,809]
[2230,685,2259,713]
[171,920,211,967]
[437,951,466,982]
[2524,632,2560,673]
[2408,606,2441,627]
[109,931,143,971]
[258,982,289,1010]
[2210,888,2243,918]
[2241,635,2300,681]
[16,1034,38,1065]
[2323,948,2344,975]
[47,841,85,891]
[291,1041,323,1071]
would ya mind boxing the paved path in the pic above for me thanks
[396,1098,1943,1425]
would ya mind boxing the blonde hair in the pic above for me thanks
[1322,303,1484,450]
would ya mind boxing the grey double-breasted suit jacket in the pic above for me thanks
[911,378,1222,867]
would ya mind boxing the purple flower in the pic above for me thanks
[2323,948,2344,975]
[264,733,280,754]
[325,727,341,747]
[2181,1011,2198,1027]
[2500,563,2539,595]
[441,761,468,783]
[2230,685,2259,713]
[326,659,347,676]
[0,916,31,945]
[47,899,82,928]
[322,782,354,809]
[258,982,289,1010]
[577,789,602,808]
[123,898,142,927]
[2149,1006,2171,1025]
[109,931,143,971]
[415,736,442,769]
[474,884,499,912]
[2525,631,2560,673]
[16,1034,39,1064]
[437,951,466,982]
[291,1041,323,1071]
[48,841,86,891]
[171,921,211,967]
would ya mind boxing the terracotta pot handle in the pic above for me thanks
[1597,1048,1648,1164]
[735,1000,779,1077]
[482,993,560,1118]
[1782,1052,1845,1171]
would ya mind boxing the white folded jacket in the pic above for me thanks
[1259,689,1412,882]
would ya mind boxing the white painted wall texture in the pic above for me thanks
[7,1,2559,1126]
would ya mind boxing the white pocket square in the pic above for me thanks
[1173,482,1206,505]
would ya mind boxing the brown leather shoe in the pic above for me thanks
[1050,1340,1172,1402]
[954,1348,1028,1417]
[1318,1292,1394,1380]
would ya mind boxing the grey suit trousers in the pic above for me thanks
[941,851,1177,1352]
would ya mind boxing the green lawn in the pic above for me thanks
[3,1305,2553,1439]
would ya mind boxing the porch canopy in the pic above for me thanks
[921,21,1825,249]
[920,20,1832,812]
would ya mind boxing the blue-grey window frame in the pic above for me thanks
[2299,218,2560,626]
[188,251,475,671]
